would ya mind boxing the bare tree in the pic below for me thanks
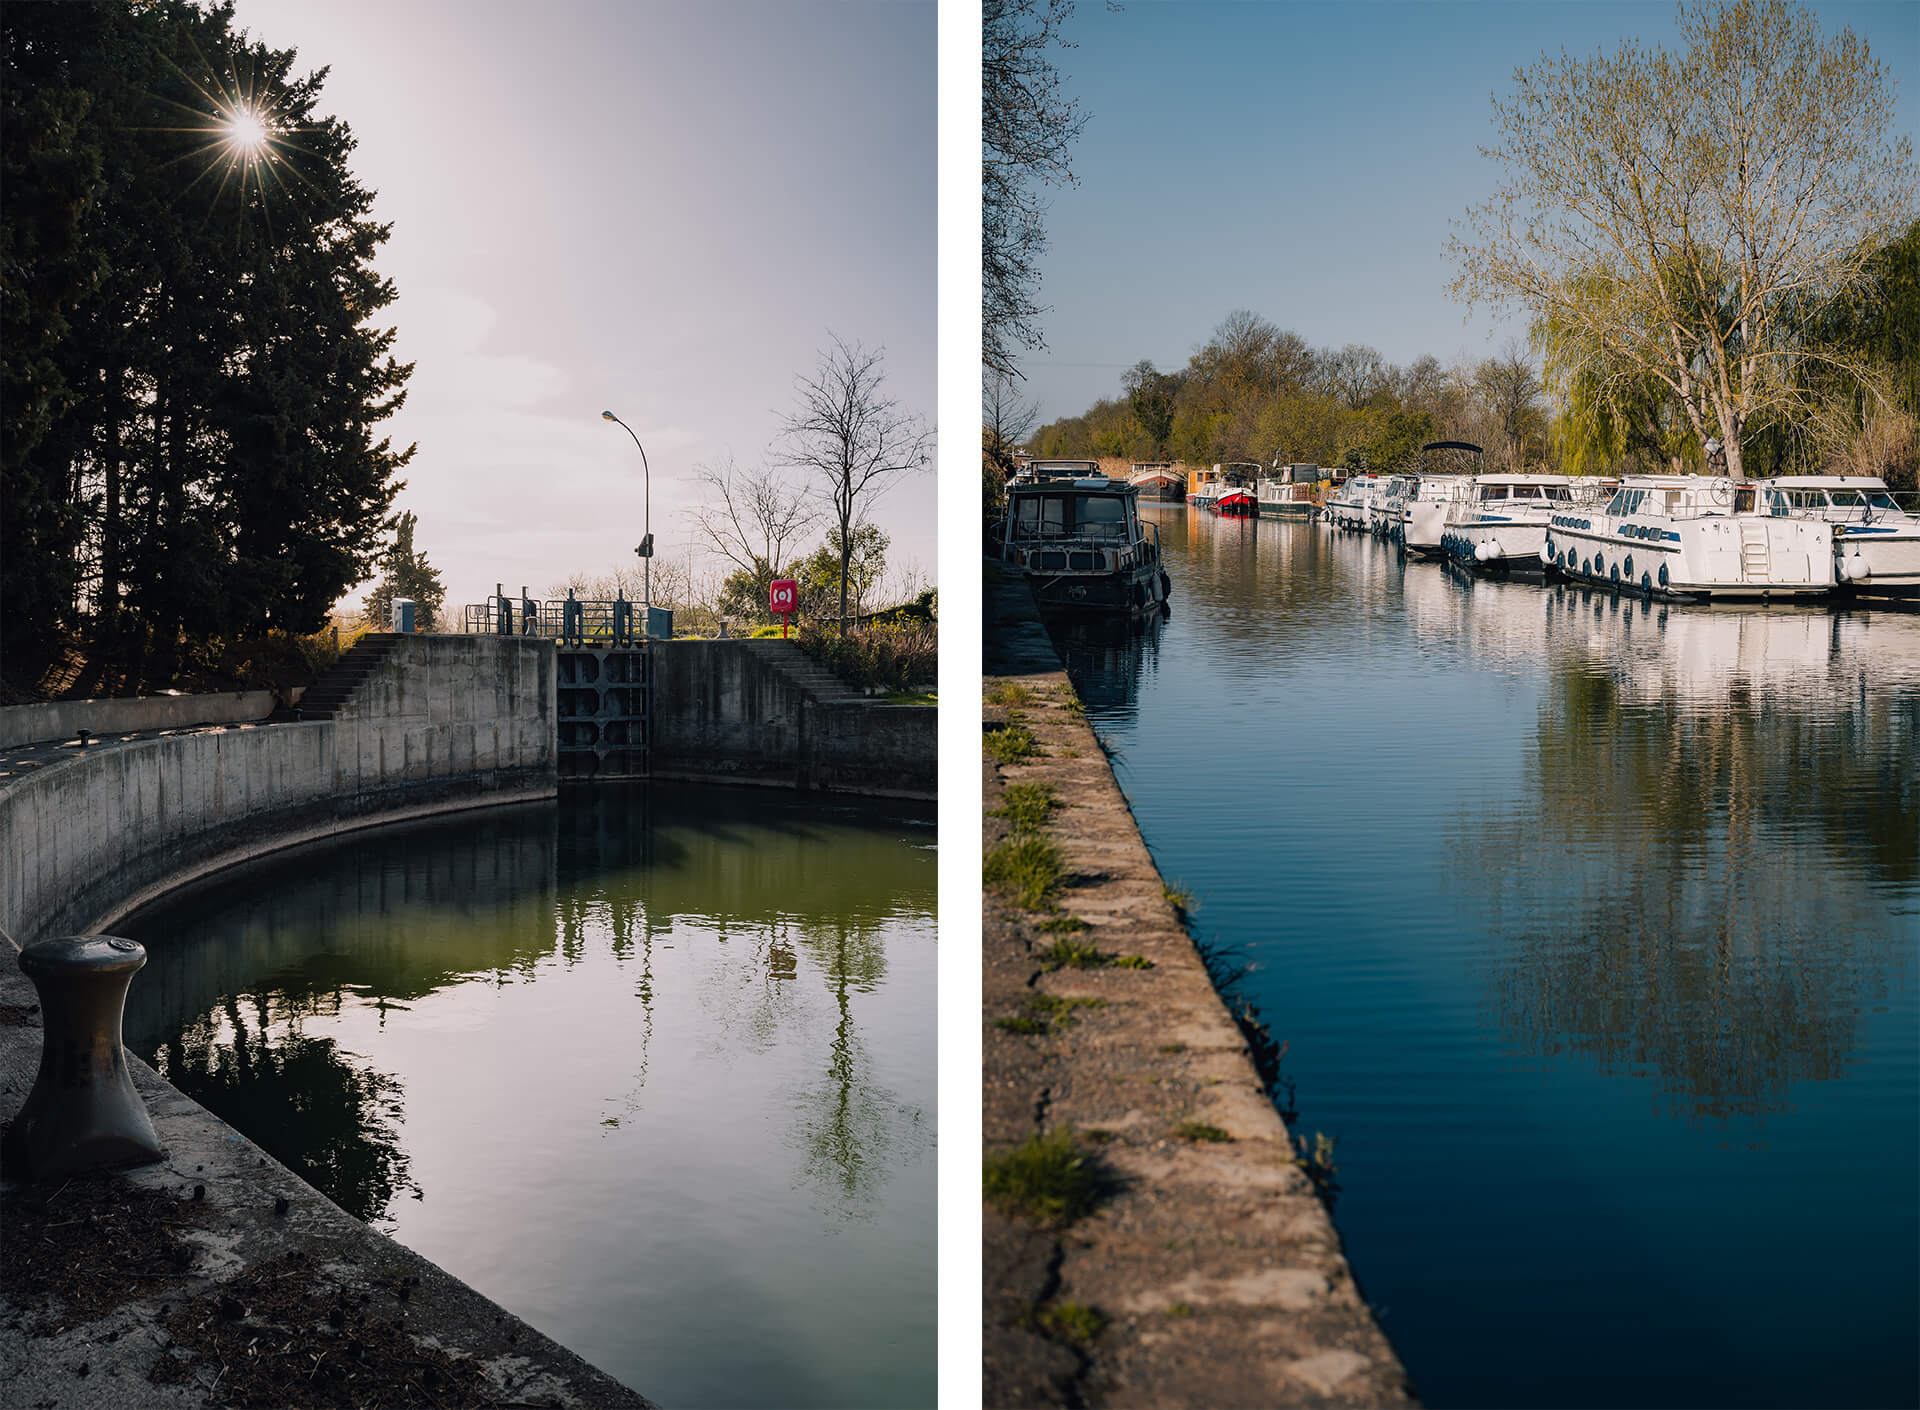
[781,336,932,633]
[687,455,817,582]
[1475,341,1548,471]
[1450,0,1917,480]
[984,0,1087,380]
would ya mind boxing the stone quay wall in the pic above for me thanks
[0,635,556,948]
[0,689,285,751]
[649,639,936,800]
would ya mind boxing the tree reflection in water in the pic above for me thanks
[1464,607,1918,1126]
[155,988,417,1226]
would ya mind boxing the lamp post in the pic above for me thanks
[600,410,653,618]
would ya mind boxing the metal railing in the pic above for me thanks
[458,593,659,644]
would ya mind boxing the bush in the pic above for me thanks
[796,620,936,691]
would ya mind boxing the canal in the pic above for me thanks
[1055,507,1919,1410]
[122,783,937,1410]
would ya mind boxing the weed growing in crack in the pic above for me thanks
[1039,1302,1108,1344]
[984,1129,1102,1226]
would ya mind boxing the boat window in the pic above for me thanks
[1604,490,1629,515]
[1013,495,1070,539]
[1766,490,1790,516]
[1868,492,1897,509]
[1829,489,1865,507]
[1077,495,1129,540]
[1733,486,1755,513]
[1545,485,1572,501]
[1482,485,1509,500]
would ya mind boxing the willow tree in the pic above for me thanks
[1451,0,1916,481]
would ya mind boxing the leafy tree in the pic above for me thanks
[1,0,411,691]
[1450,0,1917,481]
[1122,360,1177,454]
[362,513,444,632]
[794,525,889,624]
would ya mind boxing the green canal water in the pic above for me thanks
[1057,508,1918,1410]
[122,784,936,1410]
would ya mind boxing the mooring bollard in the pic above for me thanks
[3,936,165,1181]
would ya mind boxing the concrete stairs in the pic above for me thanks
[738,638,872,706]
[286,634,404,720]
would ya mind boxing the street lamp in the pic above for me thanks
[600,410,654,618]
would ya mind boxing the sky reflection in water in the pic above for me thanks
[124,783,936,1410]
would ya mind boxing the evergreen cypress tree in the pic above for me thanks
[362,513,445,632]
[2,0,412,690]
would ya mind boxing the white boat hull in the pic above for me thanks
[1541,511,1835,599]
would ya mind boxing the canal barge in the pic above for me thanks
[1214,485,1258,517]
[1540,475,1836,600]
[1258,464,1323,518]
[1757,475,1919,599]
[991,461,1172,616]
[1129,463,1187,501]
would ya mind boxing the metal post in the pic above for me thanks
[3,936,165,1180]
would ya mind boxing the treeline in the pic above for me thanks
[1030,313,1553,476]
[3,1,412,696]
[1030,220,1920,488]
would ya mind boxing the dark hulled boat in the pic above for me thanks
[989,461,1172,616]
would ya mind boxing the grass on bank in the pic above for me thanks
[990,782,1060,832]
[984,723,1042,766]
[985,834,1064,910]
[1038,1302,1109,1344]
[984,1129,1102,1226]
[994,992,1108,1035]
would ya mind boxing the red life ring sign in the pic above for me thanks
[769,579,797,614]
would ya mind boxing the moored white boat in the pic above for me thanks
[1402,475,1470,556]
[1757,475,1920,599]
[1371,474,1417,539]
[1439,474,1581,572]
[1326,474,1383,530]
[1539,475,1835,600]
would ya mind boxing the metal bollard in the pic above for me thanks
[3,936,165,1180]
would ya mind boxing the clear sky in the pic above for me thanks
[1016,0,1920,425]
[230,0,934,615]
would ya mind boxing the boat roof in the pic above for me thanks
[1009,474,1135,496]
[1756,475,1891,489]
[1474,473,1576,485]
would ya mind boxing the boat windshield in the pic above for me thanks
[1012,494,1070,539]
[1830,488,1866,507]
[1011,491,1131,542]
[1078,496,1131,540]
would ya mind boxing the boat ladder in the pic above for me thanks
[1739,521,1772,581]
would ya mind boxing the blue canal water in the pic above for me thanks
[122,783,936,1410]
[1055,507,1919,1410]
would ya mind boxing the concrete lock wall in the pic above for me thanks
[649,641,935,799]
[0,690,284,751]
[0,636,557,948]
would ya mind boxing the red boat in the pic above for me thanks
[1215,486,1258,517]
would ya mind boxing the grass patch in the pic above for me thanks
[1173,1121,1232,1143]
[984,723,1041,765]
[1083,1129,1118,1144]
[984,1130,1102,1226]
[1167,1302,1194,1319]
[1036,937,1155,971]
[1038,1302,1109,1344]
[1162,880,1196,919]
[988,680,1035,707]
[991,782,1060,833]
[1158,1043,1187,1055]
[884,689,937,705]
[997,992,1108,1035]
[1037,936,1109,970]
[985,835,1064,910]
[1059,683,1086,717]
[1034,913,1090,934]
